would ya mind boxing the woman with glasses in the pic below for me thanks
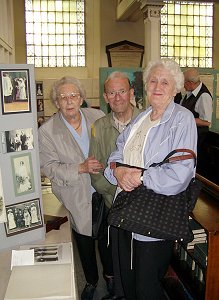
[38,76,112,300]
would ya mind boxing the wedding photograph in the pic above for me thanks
[0,69,31,114]
[4,198,43,236]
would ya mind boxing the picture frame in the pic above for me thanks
[0,69,31,114]
[4,198,43,237]
[37,98,44,112]
[0,167,7,224]
[1,128,34,153]
[36,81,43,97]
[11,152,35,196]
[99,67,145,114]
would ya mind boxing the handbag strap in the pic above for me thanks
[110,149,197,170]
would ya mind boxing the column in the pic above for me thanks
[140,2,164,66]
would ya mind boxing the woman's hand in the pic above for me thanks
[114,166,142,191]
[79,155,104,174]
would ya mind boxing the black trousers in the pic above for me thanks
[118,229,174,300]
[111,226,125,297]
[73,205,113,286]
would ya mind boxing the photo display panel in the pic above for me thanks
[0,64,45,251]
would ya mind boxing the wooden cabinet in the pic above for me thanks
[165,176,219,300]
[192,190,219,300]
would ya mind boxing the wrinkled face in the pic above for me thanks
[146,67,177,109]
[56,83,83,121]
[104,77,134,114]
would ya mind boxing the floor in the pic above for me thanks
[72,236,108,300]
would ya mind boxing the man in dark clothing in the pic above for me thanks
[181,68,213,172]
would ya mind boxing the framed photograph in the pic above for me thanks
[99,67,145,114]
[11,152,35,196]
[4,198,43,236]
[0,167,7,224]
[0,69,31,114]
[1,128,34,153]
[36,81,43,97]
[37,98,44,112]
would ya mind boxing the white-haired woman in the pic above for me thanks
[104,59,197,299]
[39,76,114,300]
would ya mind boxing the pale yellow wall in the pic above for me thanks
[213,3,219,69]
[0,0,14,63]
[100,0,144,66]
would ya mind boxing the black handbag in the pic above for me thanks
[108,149,202,243]
[92,192,105,239]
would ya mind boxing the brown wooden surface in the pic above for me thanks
[191,186,219,300]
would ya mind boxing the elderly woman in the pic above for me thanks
[104,59,197,300]
[38,76,113,300]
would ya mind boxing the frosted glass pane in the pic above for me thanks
[187,16,194,26]
[168,47,174,56]
[57,46,64,56]
[194,37,199,47]
[175,26,180,36]
[49,35,55,44]
[56,12,63,22]
[168,15,174,24]
[194,26,200,36]
[181,37,187,46]
[49,46,56,56]
[181,16,187,26]
[42,46,48,56]
[187,27,194,36]
[188,37,194,47]
[48,12,55,22]
[174,36,180,46]
[181,26,187,36]
[56,24,63,34]
[42,35,48,45]
[194,48,199,57]
[187,47,193,57]
[175,47,180,56]
[168,25,174,35]
[48,1,55,11]
[56,35,63,45]
[199,48,206,57]
[63,46,69,56]
[48,23,55,33]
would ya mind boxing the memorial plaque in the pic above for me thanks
[106,40,144,67]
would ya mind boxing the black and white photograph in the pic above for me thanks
[0,69,31,114]
[36,82,43,97]
[11,152,35,196]
[0,168,7,224]
[37,98,44,112]
[2,128,34,153]
[4,198,43,236]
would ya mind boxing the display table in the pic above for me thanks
[0,189,79,300]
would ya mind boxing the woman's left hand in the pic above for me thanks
[114,166,142,191]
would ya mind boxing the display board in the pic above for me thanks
[0,64,45,251]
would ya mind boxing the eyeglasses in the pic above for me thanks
[59,92,80,102]
[106,89,129,99]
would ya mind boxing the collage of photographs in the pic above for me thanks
[0,68,43,239]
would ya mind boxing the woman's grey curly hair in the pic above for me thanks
[143,59,184,93]
[50,76,86,106]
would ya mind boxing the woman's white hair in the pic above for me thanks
[143,58,184,93]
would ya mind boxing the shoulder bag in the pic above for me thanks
[108,149,202,243]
